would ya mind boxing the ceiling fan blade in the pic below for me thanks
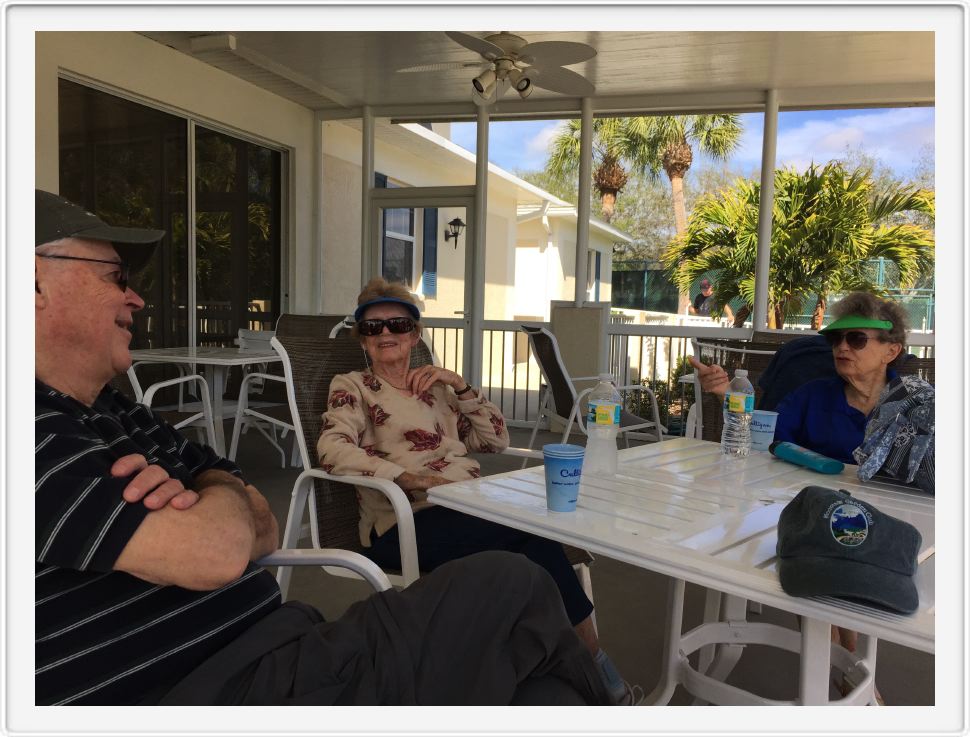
[445,31,506,61]
[527,65,596,96]
[396,61,483,73]
[518,41,596,67]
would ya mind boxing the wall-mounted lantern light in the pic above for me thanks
[444,217,466,248]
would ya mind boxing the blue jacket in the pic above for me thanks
[773,369,898,464]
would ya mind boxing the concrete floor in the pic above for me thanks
[232,421,934,706]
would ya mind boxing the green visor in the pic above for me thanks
[819,315,893,333]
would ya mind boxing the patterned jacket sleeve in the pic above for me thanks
[449,391,511,454]
[317,373,407,481]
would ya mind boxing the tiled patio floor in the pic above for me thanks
[231,422,934,706]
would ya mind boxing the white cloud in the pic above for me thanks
[722,108,934,177]
[524,122,566,161]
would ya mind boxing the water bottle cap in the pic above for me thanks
[735,369,748,377]
[598,373,614,382]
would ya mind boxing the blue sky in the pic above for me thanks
[450,107,934,180]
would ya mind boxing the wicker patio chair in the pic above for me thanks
[692,340,780,443]
[271,319,593,600]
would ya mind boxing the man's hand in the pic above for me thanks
[688,356,730,399]
[112,454,199,510]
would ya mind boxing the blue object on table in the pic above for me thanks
[769,441,844,474]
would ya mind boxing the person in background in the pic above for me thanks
[318,277,639,705]
[689,277,734,323]
[34,189,610,706]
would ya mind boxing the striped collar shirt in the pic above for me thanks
[35,380,280,705]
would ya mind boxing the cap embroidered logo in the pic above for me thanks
[827,503,870,547]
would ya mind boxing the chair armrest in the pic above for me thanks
[245,373,286,383]
[501,446,543,460]
[258,548,391,592]
[287,468,420,585]
[142,374,212,408]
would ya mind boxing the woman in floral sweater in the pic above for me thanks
[318,278,635,704]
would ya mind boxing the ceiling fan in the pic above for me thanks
[396,31,597,105]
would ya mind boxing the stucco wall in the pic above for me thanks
[35,31,318,313]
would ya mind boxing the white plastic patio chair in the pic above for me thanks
[124,367,218,449]
[228,329,299,468]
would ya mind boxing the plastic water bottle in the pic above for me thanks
[585,374,621,476]
[720,369,755,458]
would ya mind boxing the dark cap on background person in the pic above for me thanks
[699,278,711,290]
[776,486,922,614]
[35,189,164,272]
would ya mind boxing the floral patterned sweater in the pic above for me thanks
[317,370,510,547]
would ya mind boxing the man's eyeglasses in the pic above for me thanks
[823,330,880,351]
[38,254,130,292]
[357,317,415,336]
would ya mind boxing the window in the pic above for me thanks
[195,127,282,345]
[59,78,188,350]
[375,173,417,287]
[57,79,284,349]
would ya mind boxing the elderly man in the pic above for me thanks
[34,190,609,706]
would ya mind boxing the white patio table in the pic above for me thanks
[128,346,281,456]
[428,437,934,705]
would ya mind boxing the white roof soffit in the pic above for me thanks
[139,30,935,122]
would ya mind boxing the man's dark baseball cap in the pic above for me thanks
[35,189,165,272]
[700,278,711,289]
[776,486,922,614]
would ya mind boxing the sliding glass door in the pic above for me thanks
[57,79,284,352]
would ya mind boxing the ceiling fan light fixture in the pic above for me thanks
[506,68,532,93]
[472,68,496,95]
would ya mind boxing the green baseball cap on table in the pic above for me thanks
[818,315,893,333]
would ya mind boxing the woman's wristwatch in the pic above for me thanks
[455,383,474,397]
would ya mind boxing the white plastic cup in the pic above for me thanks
[750,410,779,452]
[542,443,585,512]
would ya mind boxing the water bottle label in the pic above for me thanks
[587,401,620,426]
[725,391,754,413]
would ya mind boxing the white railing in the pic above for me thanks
[421,316,934,433]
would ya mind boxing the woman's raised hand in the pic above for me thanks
[406,364,465,396]
[688,356,730,399]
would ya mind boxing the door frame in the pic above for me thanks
[368,185,479,381]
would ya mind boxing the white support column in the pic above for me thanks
[467,105,489,386]
[187,120,197,347]
[574,97,593,306]
[313,112,325,314]
[753,89,778,331]
[360,106,375,284]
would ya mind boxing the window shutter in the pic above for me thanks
[593,251,603,302]
[422,209,438,298]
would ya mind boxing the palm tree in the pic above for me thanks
[662,162,935,329]
[546,115,743,228]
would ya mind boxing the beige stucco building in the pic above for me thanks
[36,32,630,333]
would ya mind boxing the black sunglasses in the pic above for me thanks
[823,330,880,350]
[358,317,415,336]
[38,254,130,292]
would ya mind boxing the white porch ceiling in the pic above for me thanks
[139,31,934,120]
